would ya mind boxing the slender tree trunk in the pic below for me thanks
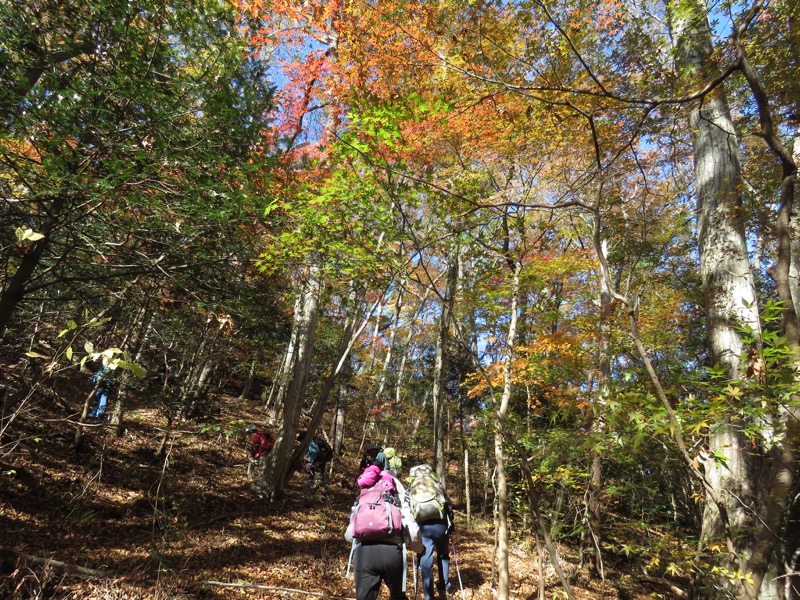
[582,230,612,576]
[463,446,471,527]
[332,398,345,458]
[734,24,800,599]
[483,451,491,517]
[240,359,257,400]
[269,291,304,423]
[372,287,403,409]
[494,260,521,600]
[110,304,154,436]
[433,247,459,484]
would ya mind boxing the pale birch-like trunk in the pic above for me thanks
[581,236,612,577]
[395,286,432,406]
[332,401,345,458]
[494,261,521,600]
[463,447,471,527]
[269,291,304,424]
[667,1,762,597]
[110,315,154,437]
[290,284,384,482]
[372,287,403,408]
[259,263,322,501]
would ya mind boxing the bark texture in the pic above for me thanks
[667,0,763,597]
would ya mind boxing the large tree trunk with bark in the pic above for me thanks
[667,1,763,597]
[258,263,322,501]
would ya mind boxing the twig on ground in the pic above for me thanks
[204,579,355,599]
[2,550,111,580]
[639,576,688,598]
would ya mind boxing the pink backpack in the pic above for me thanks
[351,478,403,540]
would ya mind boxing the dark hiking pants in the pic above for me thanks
[354,541,407,600]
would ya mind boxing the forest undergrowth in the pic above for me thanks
[2,395,659,600]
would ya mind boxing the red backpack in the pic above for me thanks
[251,430,275,458]
[351,478,403,540]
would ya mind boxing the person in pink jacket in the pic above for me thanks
[345,465,421,600]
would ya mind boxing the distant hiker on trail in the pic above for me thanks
[408,464,455,600]
[88,365,117,419]
[383,447,402,477]
[345,464,422,600]
[300,432,333,492]
[360,443,390,472]
[245,424,275,479]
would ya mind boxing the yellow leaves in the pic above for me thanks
[464,362,503,399]
[724,384,744,401]
[15,227,45,243]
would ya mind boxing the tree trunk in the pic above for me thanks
[258,263,322,501]
[269,291,304,423]
[667,1,762,596]
[735,27,800,599]
[494,260,521,600]
[0,194,66,338]
[433,246,459,484]
[110,305,154,436]
[582,234,612,577]
[463,446,471,528]
[239,359,257,400]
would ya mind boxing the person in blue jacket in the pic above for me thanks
[300,431,332,491]
[88,366,117,418]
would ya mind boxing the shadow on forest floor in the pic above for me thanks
[2,397,666,599]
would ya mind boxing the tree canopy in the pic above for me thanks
[2,0,800,598]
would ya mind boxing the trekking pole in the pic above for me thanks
[403,541,408,595]
[402,542,408,593]
[451,536,466,600]
[345,538,356,578]
[412,551,418,600]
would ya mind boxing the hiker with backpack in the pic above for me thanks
[383,447,402,477]
[360,443,390,472]
[407,464,455,600]
[88,365,117,419]
[345,464,422,600]
[245,424,275,478]
[303,433,333,491]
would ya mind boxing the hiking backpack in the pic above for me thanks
[250,430,275,458]
[383,447,402,474]
[351,478,403,541]
[408,464,447,523]
[315,437,333,463]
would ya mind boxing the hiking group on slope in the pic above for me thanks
[349,444,456,600]
[243,425,333,491]
[242,427,457,600]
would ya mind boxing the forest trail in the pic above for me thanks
[1,396,638,599]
